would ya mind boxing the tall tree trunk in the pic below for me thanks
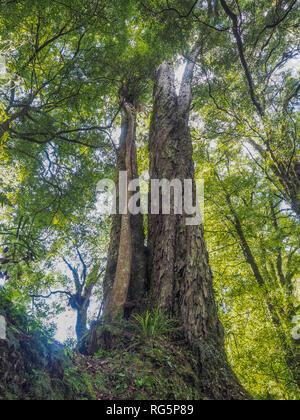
[83,58,249,399]
[103,100,147,320]
[147,58,249,400]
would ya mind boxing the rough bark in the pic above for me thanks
[147,59,249,400]
[82,57,249,399]
[103,100,147,320]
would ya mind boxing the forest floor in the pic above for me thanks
[71,337,204,400]
[0,295,204,400]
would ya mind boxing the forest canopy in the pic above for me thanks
[0,0,299,401]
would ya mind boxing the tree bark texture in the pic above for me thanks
[103,100,147,320]
[147,59,249,399]
[83,56,250,399]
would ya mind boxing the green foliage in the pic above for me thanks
[63,366,96,400]
[0,287,54,337]
[132,309,178,340]
[194,143,300,399]
[75,334,203,400]
[0,0,299,400]
[0,291,86,400]
[94,349,109,359]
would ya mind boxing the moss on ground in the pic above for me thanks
[0,293,82,400]
[0,300,204,400]
[73,336,204,400]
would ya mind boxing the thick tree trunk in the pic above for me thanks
[103,100,147,320]
[147,60,249,399]
[83,59,249,399]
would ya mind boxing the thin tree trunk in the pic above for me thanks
[272,159,300,218]
[220,0,300,218]
[222,188,300,390]
[245,126,300,218]
[147,58,249,400]
[76,308,88,342]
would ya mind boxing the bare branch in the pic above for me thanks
[31,290,72,299]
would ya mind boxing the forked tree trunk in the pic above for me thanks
[84,59,249,399]
[147,59,249,399]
